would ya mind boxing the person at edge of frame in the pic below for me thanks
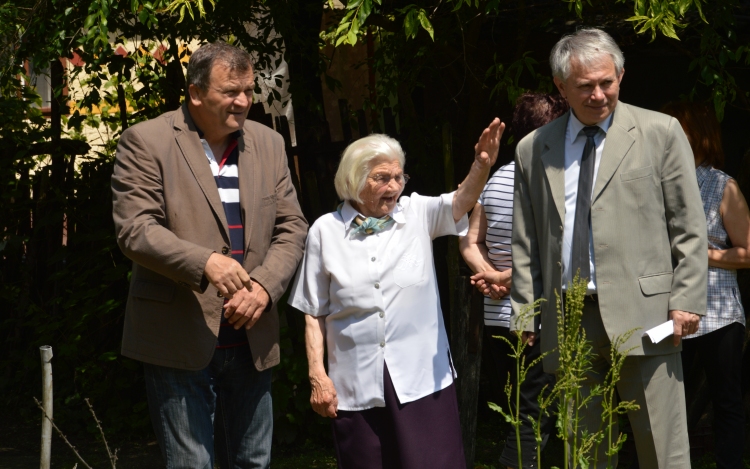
[661,101,750,469]
[111,42,308,468]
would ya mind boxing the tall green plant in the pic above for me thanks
[489,274,639,469]
[487,299,547,469]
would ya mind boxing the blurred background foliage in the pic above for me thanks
[0,0,748,448]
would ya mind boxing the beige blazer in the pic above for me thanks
[510,102,707,370]
[112,104,308,371]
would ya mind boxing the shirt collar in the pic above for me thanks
[568,110,614,139]
[339,199,407,234]
[696,163,711,188]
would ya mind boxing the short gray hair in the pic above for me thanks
[334,134,406,203]
[186,42,253,94]
[549,28,624,81]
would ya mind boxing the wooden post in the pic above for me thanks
[39,345,53,469]
[450,277,485,468]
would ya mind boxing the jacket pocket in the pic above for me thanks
[131,280,175,303]
[638,272,673,296]
[620,166,652,182]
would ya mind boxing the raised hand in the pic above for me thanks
[473,118,505,168]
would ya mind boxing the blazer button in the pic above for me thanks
[221,246,230,255]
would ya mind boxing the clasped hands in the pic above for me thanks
[204,252,270,330]
[470,269,511,300]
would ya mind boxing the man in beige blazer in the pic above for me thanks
[511,29,707,468]
[112,43,307,468]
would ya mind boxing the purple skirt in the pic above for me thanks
[331,363,467,469]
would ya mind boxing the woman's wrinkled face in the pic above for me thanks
[354,157,406,218]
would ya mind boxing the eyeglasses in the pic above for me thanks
[369,173,410,187]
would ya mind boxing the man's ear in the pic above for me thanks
[553,76,567,99]
[617,68,625,85]
[188,84,203,106]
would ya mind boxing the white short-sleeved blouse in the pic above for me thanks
[288,192,469,411]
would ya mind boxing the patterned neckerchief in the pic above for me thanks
[337,203,395,238]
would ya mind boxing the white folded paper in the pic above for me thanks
[643,320,674,344]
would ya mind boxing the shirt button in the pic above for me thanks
[379,312,384,318]
[380,341,385,347]
[375,282,380,289]
[371,257,376,262]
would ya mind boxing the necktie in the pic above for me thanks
[570,126,600,286]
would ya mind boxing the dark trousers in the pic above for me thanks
[331,363,466,469]
[682,322,745,469]
[485,326,556,469]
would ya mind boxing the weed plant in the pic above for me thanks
[489,274,639,469]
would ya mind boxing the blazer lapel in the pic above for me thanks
[237,130,257,254]
[172,105,230,240]
[540,113,569,221]
[592,103,635,202]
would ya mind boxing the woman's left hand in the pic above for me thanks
[473,118,504,169]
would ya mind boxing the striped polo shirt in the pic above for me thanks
[201,131,249,348]
[479,162,514,328]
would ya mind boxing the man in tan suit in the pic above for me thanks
[112,43,307,468]
[510,29,707,468]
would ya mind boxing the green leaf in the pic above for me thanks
[359,0,372,22]
[417,10,434,40]
[404,9,418,39]
[346,0,364,10]
[351,16,359,36]
[84,14,97,30]
[335,21,351,35]
[346,30,357,45]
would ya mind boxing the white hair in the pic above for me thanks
[334,134,406,203]
[550,28,625,81]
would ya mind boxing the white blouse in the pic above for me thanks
[288,192,469,411]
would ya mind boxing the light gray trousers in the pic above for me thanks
[572,299,691,469]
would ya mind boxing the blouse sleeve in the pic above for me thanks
[287,227,330,317]
[410,191,469,240]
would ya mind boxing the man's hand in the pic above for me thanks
[470,270,511,299]
[224,281,270,330]
[521,331,537,347]
[204,252,253,299]
[669,310,700,346]
[309,373,338,418]
[473,118,504,169]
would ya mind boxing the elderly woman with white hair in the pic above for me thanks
[289,119,504,469]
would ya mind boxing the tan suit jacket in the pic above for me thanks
[510,102,707,370]
[112,104,308,371]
